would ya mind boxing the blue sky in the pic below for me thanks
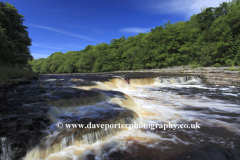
[6,0,227,59]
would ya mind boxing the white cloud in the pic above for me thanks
[27,24,95,41]
[68,24,108,34]
[32,43,65,50]
[119,27,152,33]
[30,49,58,59]
[31,53,49,59]
[139,0,228,18]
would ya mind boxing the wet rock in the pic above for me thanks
[11,78,31,84]
[0,102,54,159]
[0,75,125,159]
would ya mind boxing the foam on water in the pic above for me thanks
[24,76,240,159]
[0,137,12,160]
[43,129,190,160]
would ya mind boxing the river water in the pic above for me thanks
[2,73,240,160]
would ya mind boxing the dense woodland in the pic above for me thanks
[1,1,240,74]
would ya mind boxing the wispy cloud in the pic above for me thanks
[138,0,227,18]
[31,49,58,53]
[31,49,60,59]
[32,43,66,50]
[119,27,152,33]
[68,24,108,34]
[51,9,83,16]
[28,24,95,41]
[31,53,50,59]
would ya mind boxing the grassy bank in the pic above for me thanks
[0,64,38,84]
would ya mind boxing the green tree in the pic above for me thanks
[0,2,32,66]
[76,51,95,72]
[50,52,64,73]
[31,58,45,73]
[59,51,81,73]
[40,57,52,73]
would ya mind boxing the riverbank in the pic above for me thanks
[0,64,38,87]
[115,66,240,86]
[2,65,240,90]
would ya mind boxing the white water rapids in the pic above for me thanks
[23,75,240,160]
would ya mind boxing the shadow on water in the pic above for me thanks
[102,125,240,160]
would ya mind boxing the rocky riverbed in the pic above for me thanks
[0,78,106,159]
[0,73,151,159]
[0,67,240,159]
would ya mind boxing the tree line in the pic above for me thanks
[0,2,32,68]
[29,0,240,73]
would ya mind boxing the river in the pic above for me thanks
[1,73,240,160]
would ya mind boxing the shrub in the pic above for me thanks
[213,63,221,67]
[225,59,233,66]
[0,64,37,83]
[191,65,198,69]
[229,67,236,71]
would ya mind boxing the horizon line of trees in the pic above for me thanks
[29,0,240,73]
